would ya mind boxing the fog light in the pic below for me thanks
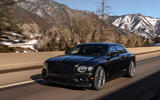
[80,78,83,81]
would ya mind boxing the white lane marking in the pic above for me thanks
[0,79,42,89]
[1,55,160,89]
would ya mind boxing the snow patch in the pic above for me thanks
[29,34,41,38]
[20,45,35,50]
[36,9,44,18]
[1,42,13,46]
[11,32,23,37]
[26,39,38,45]
[1,39,38,51]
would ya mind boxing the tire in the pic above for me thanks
[127,60,136,78]
[93,66,106,90]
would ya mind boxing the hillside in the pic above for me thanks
[0,0,154,52]
[11,0,129,51]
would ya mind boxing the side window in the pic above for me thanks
[109,45,116,54]
[115,45,127,53]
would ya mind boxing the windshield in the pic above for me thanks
[67,45,108,56]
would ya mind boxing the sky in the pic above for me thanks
[53,0,160,18]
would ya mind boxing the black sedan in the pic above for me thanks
[42,43,136,90]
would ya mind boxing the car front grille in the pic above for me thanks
[48,62,75,79]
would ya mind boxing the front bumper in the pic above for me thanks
[42,69,94,87]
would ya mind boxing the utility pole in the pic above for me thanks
[98,0,110,42]
[99,0,110,20]
[101,0,105,20]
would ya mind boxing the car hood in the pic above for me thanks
[47,55,105,65]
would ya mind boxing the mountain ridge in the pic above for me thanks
[107,13,160,38]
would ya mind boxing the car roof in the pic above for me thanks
[78,43,121,46]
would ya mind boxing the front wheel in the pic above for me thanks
[127,60,136,78]
[93,66,106,90]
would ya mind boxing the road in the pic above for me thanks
[1,56,160,100]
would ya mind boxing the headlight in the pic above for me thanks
[77,66,87,73]
[88,66,93,71]
[43,63,48,70]
[77,65,94,73]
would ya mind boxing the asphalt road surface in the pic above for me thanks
[1,56,160,100]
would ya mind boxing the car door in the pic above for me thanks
[115,45,130,70]
[107,45,121,75]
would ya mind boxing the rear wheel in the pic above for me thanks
[127,60,136,78]
[93,66,105,90]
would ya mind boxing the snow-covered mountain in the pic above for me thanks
[14,0,88,28]
[108,14,160,38]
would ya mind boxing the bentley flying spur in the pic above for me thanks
[42,43,136,90]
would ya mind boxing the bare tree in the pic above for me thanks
[97,0,111,42]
